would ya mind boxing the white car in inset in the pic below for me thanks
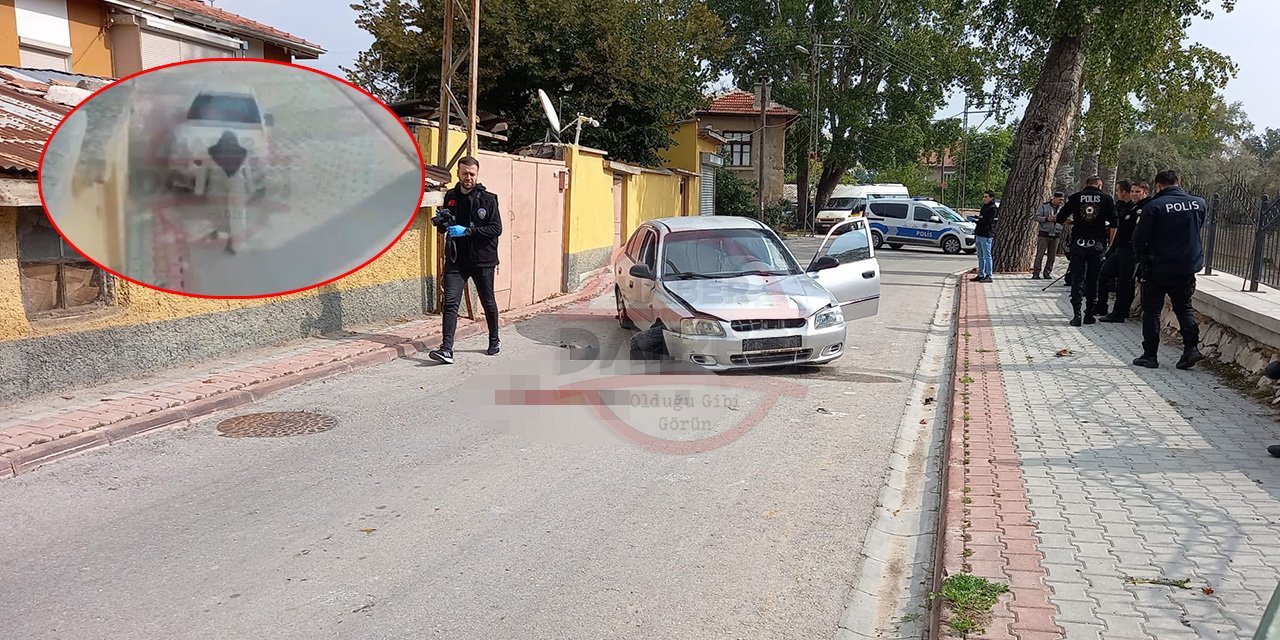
[165,83,273,198]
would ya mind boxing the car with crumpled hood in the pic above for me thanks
[612,215,880,370]
[164,82,274,198]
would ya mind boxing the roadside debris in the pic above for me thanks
[1055,349,1073,357]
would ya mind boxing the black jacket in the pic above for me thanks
[1113,198,1146,250]
[440,183,503,268]
[1057,186,1117,243]
[1132,186,1206,275]
[975,201,998,238]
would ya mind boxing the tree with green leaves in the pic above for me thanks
[345,0,727,165]
[706,0,986,220]
[982,0,1237,272]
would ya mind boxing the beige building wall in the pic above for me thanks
[695,113,792,204]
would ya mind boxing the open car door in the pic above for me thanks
[805,216,881,321]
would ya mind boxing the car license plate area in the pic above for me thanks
[742,335,803,352]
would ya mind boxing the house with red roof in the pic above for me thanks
[0,0,323,79]
[695,88,800,204]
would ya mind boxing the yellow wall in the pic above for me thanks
[68,0,112,77]
[625,171,684,237]
[659,121,699,174]
[563,146,615,256]
[0,208,25,340]
[0,0,19,66]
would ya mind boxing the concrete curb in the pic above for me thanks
[0,269,614,480]
[835,269,963,640]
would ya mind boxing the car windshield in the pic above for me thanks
[187,93,261,124]
[661,229,802,280]
[932,205,967,223]
[824,197,861,210]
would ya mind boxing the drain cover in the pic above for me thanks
[216,411,337,438]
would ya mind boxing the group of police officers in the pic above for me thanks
[1047,169,1208,370]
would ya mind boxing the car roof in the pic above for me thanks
[645,216,771,233]
[197,82,257,97]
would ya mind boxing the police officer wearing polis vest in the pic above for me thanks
[1131,169,1206,370]
[1056,175,1118,326]
[428,156,503,365]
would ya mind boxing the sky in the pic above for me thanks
[215,0,1278,134]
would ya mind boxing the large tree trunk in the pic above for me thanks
[815,164,845,212]
[1081,151,1099,180]
[993,31,1088,273]
[1103,164,1118,192]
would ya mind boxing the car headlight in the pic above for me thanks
[679,318,725,337]
[814,307,844,329]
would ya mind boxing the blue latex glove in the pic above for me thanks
[447,225,467,238]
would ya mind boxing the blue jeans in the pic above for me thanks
[976,236,993,278]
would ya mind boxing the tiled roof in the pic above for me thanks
[153,1,324,53]
[0,68,102,175]
[700,90,799,117]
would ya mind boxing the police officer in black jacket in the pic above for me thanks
[1057,175,1118,326]
[429,156,503,365]
[1098,180,1149,321]
[1131,170,1206,370]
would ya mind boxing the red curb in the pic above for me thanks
[934,278,1066,640]
[1,271,613,479]
[1,430,113,476]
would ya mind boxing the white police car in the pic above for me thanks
[863,197,977,254]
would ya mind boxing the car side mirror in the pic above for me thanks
[810,255,840,272]
[929,215,942,223]
[629,264,655,279]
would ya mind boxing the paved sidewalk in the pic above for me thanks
[0,272,610,480]
[938,274,1280,639]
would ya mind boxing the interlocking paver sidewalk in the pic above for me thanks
[938,273,1280,639]
[0,271,611,480]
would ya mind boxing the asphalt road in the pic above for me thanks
[0,243,973,640]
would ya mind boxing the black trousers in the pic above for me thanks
[1098,247,1137,316]
[1141,272,1199,357]
[441,263,499,350]
[1068,250,1104,313]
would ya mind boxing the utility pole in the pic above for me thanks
[757,80,771,222]
[436,0,482,171]
[435,0,481,320]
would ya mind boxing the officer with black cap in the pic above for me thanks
[1056,175,1118,326]
[1131,169,1207,370]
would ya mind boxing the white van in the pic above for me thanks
[814,183,911,230]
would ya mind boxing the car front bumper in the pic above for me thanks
[664,322,848,370]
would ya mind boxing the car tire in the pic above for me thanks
[616,287,637,330]
[629,324,667,360]
[871,230,884,249]
[942,236,963,254]
[888,243,904,250]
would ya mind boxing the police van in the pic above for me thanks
[862,197,977,254]
[814,183,910,230]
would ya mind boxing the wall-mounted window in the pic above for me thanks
[724,131,752,167]
[17,208,108,318]
[15,0,73,71]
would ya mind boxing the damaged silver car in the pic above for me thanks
[612,215,880,369]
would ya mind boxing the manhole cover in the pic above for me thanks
[216,411,337,438]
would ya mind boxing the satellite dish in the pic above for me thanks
[538,89,562,134]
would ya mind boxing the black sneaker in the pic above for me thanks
[1133,355,1159,369]
[486,340,501,356]
[428,348,454,364]
[1100,315,1126,323]
[1268,444,1280,458]
[970,275,985,282]
[1031,274,1042,280]
[1176,349,1205,370]
[1070,316,1083,327]
[1083,315,1096,325]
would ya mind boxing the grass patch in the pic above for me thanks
[1202,358,1278,403]
[960,375,974,384]
[962,548,974,558]
[962,496,973,504]
[1125,576,1192,589]
[933,573,1010,635]
[900,612,922,624]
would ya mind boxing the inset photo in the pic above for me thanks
[38,58,424,298]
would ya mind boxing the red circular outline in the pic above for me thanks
[36,57,427,301]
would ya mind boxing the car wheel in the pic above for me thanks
[871,230,884,249]
[942,236,962,254]
[616,287,637,330]
[629,324,667,360]
[888,243,904,250]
